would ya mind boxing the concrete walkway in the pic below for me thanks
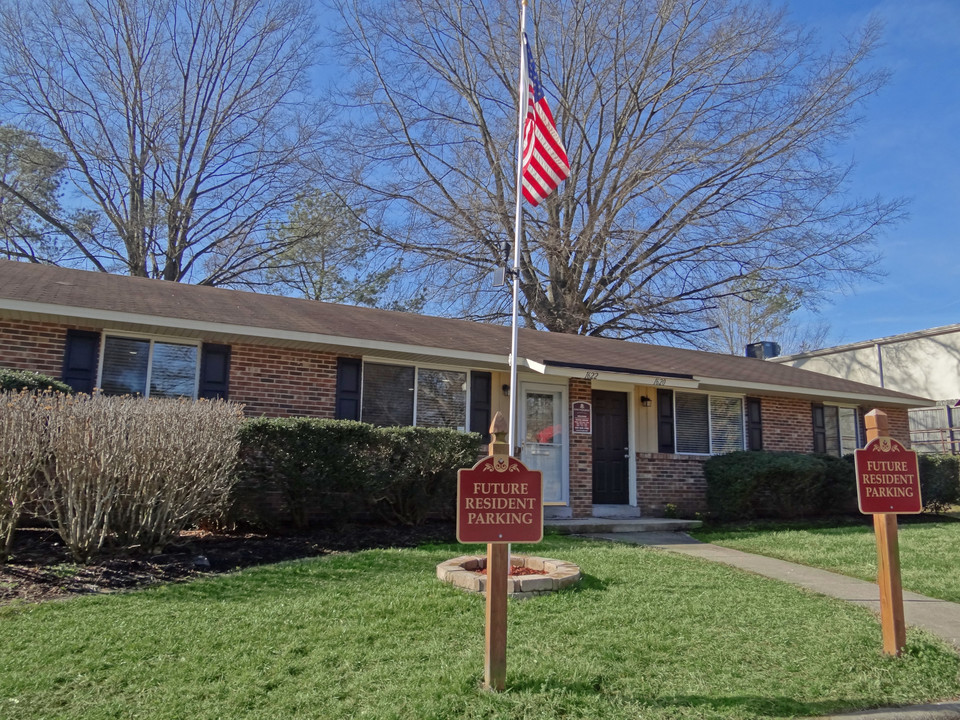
[583,530,960,720]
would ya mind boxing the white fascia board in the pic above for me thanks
[1,298,507,367]
[695,376,931,408]
[525,359,700,388]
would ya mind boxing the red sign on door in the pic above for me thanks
[854,437,922,514]
[457,456,543,544]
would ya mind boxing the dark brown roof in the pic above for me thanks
[0,260,928,405]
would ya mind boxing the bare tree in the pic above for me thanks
[686,282,831,356]
[0,0,324,285]
[325,0,904,339]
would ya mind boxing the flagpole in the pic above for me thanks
[508,0,529,457]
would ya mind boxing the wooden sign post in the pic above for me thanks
[854,409,923,657]
[457,412,543,691]
[485,542,509,691]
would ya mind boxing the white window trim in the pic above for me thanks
[96,331,201,399]
[674,390,746,456]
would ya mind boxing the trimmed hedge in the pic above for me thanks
[704,450,856,522]
[233,418,484,530]
[0,368,72,394]
[918,454,960,513]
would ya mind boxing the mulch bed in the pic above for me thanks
[0,522,458,607]
[475,566,546,576]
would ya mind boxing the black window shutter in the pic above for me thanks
[657,388,675,453]
[61,329,100,394]
[199,344,231,400]
[469,371,492,441]
[335,357,362,420]
[746,397,763,451]
[812,404,826,454]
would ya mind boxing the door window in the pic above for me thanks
[522,386,565,503]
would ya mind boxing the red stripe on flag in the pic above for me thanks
[521,77,569,206]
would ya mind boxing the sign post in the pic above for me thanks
[457,412,543,691]
[853,409,922,656]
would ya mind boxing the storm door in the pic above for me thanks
[520,384,565,504]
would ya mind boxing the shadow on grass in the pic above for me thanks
[507,674,607,695]
[641,694,882,718]
[504,678,878,718]
[568,572,608,594]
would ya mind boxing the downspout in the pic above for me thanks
[876,343,885,388]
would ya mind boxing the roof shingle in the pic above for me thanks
[0,260,927,405]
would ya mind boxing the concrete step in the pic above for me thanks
[545,517,702,535]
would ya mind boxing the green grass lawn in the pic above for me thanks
[693,517,960,604]
[1,536,958,720]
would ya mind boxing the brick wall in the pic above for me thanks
[636,452,708,517]
[0,320,346,418]
[635,397,917,518]
[0,319,96,379]
[227,343,348,418]
[757,396,815,452]
[568,378,592,517]
[758,396,911,451]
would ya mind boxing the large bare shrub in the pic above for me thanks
[0,390,48,562]
[37,394,130,561]
[37,394,243,561]
[110,398,244,552]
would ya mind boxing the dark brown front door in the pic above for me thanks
[592,390,629,505]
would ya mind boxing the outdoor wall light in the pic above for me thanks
[502,384,511,397]
[640,395,652,407]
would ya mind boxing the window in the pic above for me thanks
[99,335,199,398]
[660,390,745,455]
[676,392,709,454]
[361,363,414,426]
[814,404,860,456]
[837,406,859,454]
[710,396,746,454]
[416,369,467,429]
[360,362,467,429]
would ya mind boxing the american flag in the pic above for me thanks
[521,33,570,206]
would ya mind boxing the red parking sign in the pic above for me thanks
[854,437,922,514]
[457,456,543,544]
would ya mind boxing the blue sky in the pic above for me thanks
[317,1,952,348]
[782,0,960,347]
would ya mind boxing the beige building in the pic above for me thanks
[772,324,960,453]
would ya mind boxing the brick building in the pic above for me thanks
[0,260,928,518]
